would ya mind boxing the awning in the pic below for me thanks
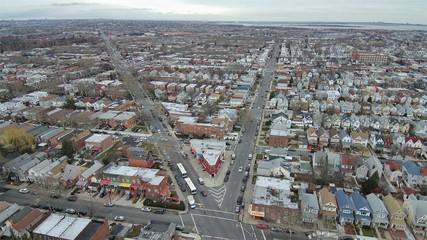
[248,204,265,218]
[159,186,170,196]
[100,179,111,186]
[119,182,131,188]
[110,181,120,187]
[91,146,103,151]
[88,182,100,188]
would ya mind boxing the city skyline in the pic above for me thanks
[2,0,427,25]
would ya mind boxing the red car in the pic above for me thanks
[169,197,179,202]
[256,223,268,229]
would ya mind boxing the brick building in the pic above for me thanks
[181,122,226,139]
[190,139,226,176]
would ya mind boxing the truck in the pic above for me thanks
[187,195,196,209]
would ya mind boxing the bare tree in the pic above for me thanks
[85,197,100,218]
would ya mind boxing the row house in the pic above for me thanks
[248,177,299,223]
[100,165,169,201]
[126,146,155,168]
[301,193,320,225]
[366,193,389,229]
[76,161,104,189]
[318,187,337,221]
[70,130,92,151]
[180,122,226,139]
[403,194,427,237]
[61,164,88,188]
[384,194,407,230]
[336,189,355,224]
[84,134,114,153]
[351,191,372,226]
[341,154,355,178]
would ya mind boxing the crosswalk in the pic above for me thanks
[208,185,226,208]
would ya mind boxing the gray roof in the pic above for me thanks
[366,193,389,224]
[0,203,21,223]
[9,206,32,224]
[81,161,103,179]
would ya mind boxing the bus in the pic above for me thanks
[177,163,187,178]
[184,177,197,195]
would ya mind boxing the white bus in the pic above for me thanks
[177,163,187,178]
[184,177,197,195]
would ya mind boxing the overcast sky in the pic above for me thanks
[2,0,426,24]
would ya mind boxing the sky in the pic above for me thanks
[1,0,427,25]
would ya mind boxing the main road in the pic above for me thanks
[95,29,304,239]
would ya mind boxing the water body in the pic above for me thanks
[220,21,427,31]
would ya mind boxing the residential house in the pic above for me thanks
[351,191,372,226]
[126,147,155,168]
[61,164,88,188]
[9,207,47,237]
[403,194,427,237]
[340,130,352,149]
[307,127,319,146]
[317,127,330,147]
[370,133,385,151]
[336,189,355,224]
[70,130,92,151]
[351,131,369,148]
[341,154,355,178]
[403,137,424,155]
[356,163,369,180]
[301,193,320,224]
[76,161,104,189]
[329,129,341,149]
[365,156,384,177]
[84,134,114,153]
[318,187,337,221]
[402,161,423,187]
[384,194,407,230]
[257,158,293,180]
[384,161,403,186]
[366,193,389,228]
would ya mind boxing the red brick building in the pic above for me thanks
[190,139,226,176]
[84,134,114,152]
[70,130,92,151]
[181,122,226,139]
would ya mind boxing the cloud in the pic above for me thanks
[50,2,101,7]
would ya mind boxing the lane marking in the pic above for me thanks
[261,230,266,240]
[240,222,247,240]
[201,235,236,240]
[190,214,199,235]
[203,208,238,215]
[179,214,184,227]
[192,213,239,222]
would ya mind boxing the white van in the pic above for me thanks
[198,178,204,185]
[248,154,253,160]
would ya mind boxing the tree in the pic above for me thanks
[61,140,75,159]
[0,128,35,154]
[237,109,251,126]
[62,98,77,110]
[362,171,379,194]
[86,197,100,218]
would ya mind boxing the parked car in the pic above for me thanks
[180,186,186,192]
[170,165,176,171]
[271,227,283,232]
[104,202,114,207]
[67,196,78,202]
[234,205,240,213]
[224,175,229,182]
[53,206,63,212]
[241,185,246,192]
[49,194,59,199]
[153,209,165,214]
[169,197,179,202]
[141,207,152,212]
[238,166,243,172]
[175,225,184,231]
[256,223,268,229]
[78,211,87,216]
[126,193,133,200]
[226,170,230,175]
[114,216,125,222]
[99,191,107,198]
[177,180,183,186]
[65,208,76,214]
[201,190,207,197]
[19,188,30,194]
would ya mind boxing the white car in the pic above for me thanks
[238,166,243,172]
[141,207,152,212]
[19,188,30,194]
[104,202,114,207]
[114,216,125,222]
[65,208,76,214]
